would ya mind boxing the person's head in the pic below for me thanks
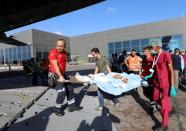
[122,50,127,56]
[181,50,185,55]
[91,48,100,58]
[174,48,180,55]
[30,58,35,62]
[143,46,152,56]
[56,38,66,52]
[169,50,173,54]
[131,49,136,57]
[149,38,162,54]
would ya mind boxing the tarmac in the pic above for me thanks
[0,64,186,131]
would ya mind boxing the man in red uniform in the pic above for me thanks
[48,38,82,116]
[141,46,156,113]
[150,38,175,131]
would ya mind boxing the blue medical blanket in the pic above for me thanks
[90,72,142,95]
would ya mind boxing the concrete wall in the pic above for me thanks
[32,29,70,58]
[0,43,16,49]
[13,29,33,44]
[70,17,186,58]
[12,29,70,59]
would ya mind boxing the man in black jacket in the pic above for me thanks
[172,48,181,92]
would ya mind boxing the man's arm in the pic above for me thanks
[112,74,128,84]
[94,66,99,74]
[50,59,65,81]
[106,65,112,73]
[125,57,129,67]
[168,63,174,87]
[138,57,142,74]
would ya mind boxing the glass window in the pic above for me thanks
[8,48,13,62]
[36,52,42,59]
[18,47,22,60]
[0,49,2,62]
[162,36,172,44]
[170,44,183,50]
[108,49,114,58]
[115,48,122,54]
[141,38,149,46]
[123,41,130,48]
[109,48,114,54]
[5,48,8,63]
[1,50,4,64]
[173,34,183,43]
[21,46,26,60]
[108,42,114,49]
[43,52,49,58]
[123,47,131,52]
[27,45,31,59]
[13,48,17,61]
[131,40,140,47]
[171,34,183,44]
[114,42,122,48]
[131,47,140,52]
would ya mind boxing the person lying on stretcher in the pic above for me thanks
[75,72,148,88]
[74,72,148,96]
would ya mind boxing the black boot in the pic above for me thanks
[53,107,65,116]
[151,102,158,111]
[68,105,83,112]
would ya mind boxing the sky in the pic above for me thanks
[6,0,186,37]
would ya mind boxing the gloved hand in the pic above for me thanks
[170,86,177,97]
[144,74,153,80]
[141,80,149,87]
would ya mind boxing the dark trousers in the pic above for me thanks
[32,71,38,85]
[127,71,140,91]
[142,86,153,102]
[41,70,48,85]
[97,88,119,107]
[55,75,75,107]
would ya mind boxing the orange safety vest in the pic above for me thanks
[127,55,141,71]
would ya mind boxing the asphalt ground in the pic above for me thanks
[0,64,186,131]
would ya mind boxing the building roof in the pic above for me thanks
[0,0,104,33]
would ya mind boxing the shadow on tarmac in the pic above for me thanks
[6,107,53,131]
[77,107,120,131]
[130,90,161,130]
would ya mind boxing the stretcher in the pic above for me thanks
[65,72,149,96]
[57,76,87,83]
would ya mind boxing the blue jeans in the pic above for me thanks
[97,89,120,107]
[97,89,104,107]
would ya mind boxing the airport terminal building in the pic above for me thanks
[0,29,70,64]
[0,17,186,65]
[70,17,186,59]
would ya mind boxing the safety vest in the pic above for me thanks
[127,55,141,71]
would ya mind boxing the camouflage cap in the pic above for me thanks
[149,38,162,47]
